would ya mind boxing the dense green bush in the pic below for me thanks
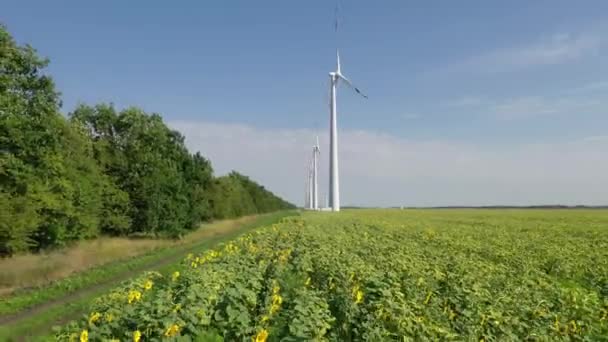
[0,24,294,255]
[70,104,195,238]
[0,24,110,253]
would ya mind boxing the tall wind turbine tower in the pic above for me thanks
[327,2,367,212]
[312,137,320,210]
[308,160,314,209]
[328,49,367,211]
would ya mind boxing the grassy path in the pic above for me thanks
[0,211,297,341]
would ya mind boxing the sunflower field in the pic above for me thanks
[57,209,608,341]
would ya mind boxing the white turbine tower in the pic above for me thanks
[312,136,320,210]
[328,50,367,212]
[308,160,314,209]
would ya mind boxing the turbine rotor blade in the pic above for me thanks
[334,2,339,33]
[337,73,367,99]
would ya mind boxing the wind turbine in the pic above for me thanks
[312,136,320,210]
[328,50,367,212]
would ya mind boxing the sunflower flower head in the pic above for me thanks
[88,311,101,325]
[80,330,88,342]
[352,285,364,304]
[253,329,269,342]
[271,281,280,295]
[164,324,180,337]
[133,330,142,342]
[272,294,283,306]
[270,293,283,314]
[128,289,142,304]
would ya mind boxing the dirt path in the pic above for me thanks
[1,228,228,326]
[0,212,294,340]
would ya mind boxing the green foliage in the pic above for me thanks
[58,210,608,340]
[184,152,214,224]
[71,104,193,237]
[0,24,293,255]
[209,175,256,219]
[208,172,294,220]
[228,172,295,214]
[69,104,293,238]
[1,24,108,253]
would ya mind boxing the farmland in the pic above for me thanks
[57,209,608,340]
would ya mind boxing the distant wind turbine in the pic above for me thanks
[328,50,367,212]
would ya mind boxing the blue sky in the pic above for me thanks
[3,1,608,206]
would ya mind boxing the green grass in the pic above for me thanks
[0,210,298,341]
[2,286,111,342]
[2,245,175,317]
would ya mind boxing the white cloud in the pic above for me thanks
[445,96,485,108]
[436,31,604,75]
[489,96,559,119]
[170,120,608,207]
[566,80,608,94]
[445,84,607,119]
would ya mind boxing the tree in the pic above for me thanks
[183,152,214,225]
[209,175,255,219]
[228,172,295,213]
[208,172,295,220]
[71,104,194,237]
[0,25,108,253]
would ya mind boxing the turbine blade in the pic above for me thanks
[336,50,341,74]
[334,2,339,32]
[337,74,367,99]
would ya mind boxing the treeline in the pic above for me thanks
[0,25,294,255]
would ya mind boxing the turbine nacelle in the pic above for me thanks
[336,50,342,75]
[329,50,368,98]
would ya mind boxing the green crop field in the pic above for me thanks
[57,209,608,341]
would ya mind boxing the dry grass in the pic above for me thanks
[0,215,258,295]
[183,215,256,243]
